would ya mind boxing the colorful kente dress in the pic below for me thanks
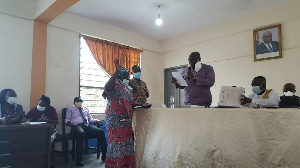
[129,78,149,105]
[105,82,135,168]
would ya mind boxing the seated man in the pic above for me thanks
[241,76,280,107]
[129,65,149,105]
[65,97,107,167]
[279,83,300,108]
[0,89,24,125]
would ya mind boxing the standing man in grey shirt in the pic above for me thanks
[172,52,215,107]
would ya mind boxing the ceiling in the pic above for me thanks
[67,0,292,41]
[0,0,292,41]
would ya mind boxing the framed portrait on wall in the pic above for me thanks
[253,24,282,61]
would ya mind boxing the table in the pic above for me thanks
[133,108,300,168]
[0,123,52,168]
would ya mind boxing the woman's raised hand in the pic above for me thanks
[114,58,122,72]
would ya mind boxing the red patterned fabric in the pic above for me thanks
[105,82,135,168]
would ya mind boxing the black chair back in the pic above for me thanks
[62,108,67,136]
[61,107,101,160]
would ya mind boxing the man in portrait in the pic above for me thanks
[256,30,279,54]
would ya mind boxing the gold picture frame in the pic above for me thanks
[253,24,282,61]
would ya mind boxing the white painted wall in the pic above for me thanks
[46,26,80,125]
[140,50,163,108]
[161,0,300,106]
[50,12,160,53]
[0,0,35,19]
[0,13,33,112]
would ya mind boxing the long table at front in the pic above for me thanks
[0,123,52,168]
[133,108,300,168]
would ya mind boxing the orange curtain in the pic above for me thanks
[82,35,142,76]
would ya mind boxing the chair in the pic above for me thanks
[62,108,101,161]
[51,133,68,163]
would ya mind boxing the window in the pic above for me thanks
[80,36,109,114]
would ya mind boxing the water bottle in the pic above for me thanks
[169,94,175,108]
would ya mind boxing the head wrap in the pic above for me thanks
[40,95,51,106]
[119,67,129,79]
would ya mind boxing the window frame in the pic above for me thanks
[79,35,109,114]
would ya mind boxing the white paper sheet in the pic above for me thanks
[23,122,47,125]
[172,72,188,86]
[218,86,245,107]
[190,105,205,108]
[256,51,279,59]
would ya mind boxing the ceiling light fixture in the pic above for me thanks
[156,5,162,26]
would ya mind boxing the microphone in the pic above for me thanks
[187,67,191,81]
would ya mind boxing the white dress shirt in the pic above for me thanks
[263,42,273,52]
[247,89,280,107]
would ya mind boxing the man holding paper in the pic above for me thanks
[172,52,215,107]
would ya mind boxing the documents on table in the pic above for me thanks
[183,104,205,108]
[172,72,188,86]
[218,86,245,107]
[23,122,47,125]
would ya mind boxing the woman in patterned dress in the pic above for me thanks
[104,58,135,168]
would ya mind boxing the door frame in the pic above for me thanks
[164,65,188,106]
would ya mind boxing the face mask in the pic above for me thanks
[37,105,46,111]
[133,72,141,79]
[120,79,129,85]
[252,86,261,94]
[195,61,202,72]
[75,102,82,108]
[6,97,17,105]
[283,91,294,96]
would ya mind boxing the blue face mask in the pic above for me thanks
[252,86,261,94]
[37,105,46,112]
[133,72,141,79]
[120,79,129,85]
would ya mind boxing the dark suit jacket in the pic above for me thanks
[256,41,279,54]
[279,96,300,108]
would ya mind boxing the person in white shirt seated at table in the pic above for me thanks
[240,76,280,108]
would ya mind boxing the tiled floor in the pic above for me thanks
[54,154,105,168]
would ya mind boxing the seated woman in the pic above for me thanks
[22,95,59,143]
[0,89,24,125]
